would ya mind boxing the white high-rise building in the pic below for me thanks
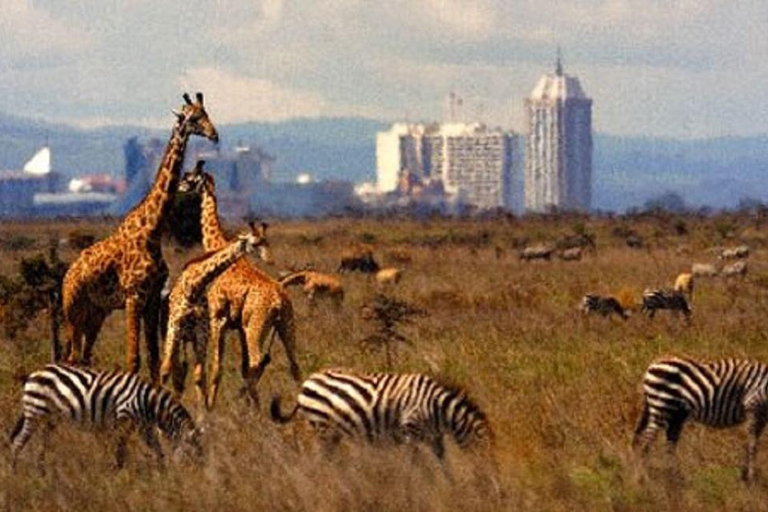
[524,57,592,212]
[375,122,515,210]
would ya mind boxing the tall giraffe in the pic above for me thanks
[61,93,218,382]
[178,161,302,410]
[159,221,270,408]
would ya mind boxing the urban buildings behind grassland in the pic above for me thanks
[524,56,593,213]
[366,121,517,213]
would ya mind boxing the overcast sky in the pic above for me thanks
[1,0,767,138]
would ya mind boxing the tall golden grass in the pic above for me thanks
[2,214,768,511]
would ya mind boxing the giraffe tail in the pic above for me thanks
[270,395,299,424]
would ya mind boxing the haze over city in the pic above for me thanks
[2,0,767,138]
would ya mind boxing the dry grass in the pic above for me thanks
[2,215,768,511]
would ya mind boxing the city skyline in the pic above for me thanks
[1,1,766,139]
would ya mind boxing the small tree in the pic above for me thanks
[359,294,427,369]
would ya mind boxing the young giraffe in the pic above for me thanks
[61,93,218,382]
[179,161,302,409]
[159,222,270,408]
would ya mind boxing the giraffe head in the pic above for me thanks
[178,160,213,195]
[242,220,272,264]
[172,92,219,143]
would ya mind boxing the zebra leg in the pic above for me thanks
[114,419,136,469]
[431,435,446,460]
[664,410,688,452]
[36,421,55,475]
[10,415,38,470]
[743,409,768,482]
[141,426,165,467]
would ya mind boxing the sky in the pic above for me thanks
[1,0,767,138]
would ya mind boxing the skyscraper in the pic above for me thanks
[524,55,592,213]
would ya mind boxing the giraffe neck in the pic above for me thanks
[120,125,188,241]
[200,186,228,252]
[185,238,249,301]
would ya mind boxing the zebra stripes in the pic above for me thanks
[270,369,491,458]
[10,364,201,469]
[641,289,691,320]
[579,294,628,320]
[634,356,768,481]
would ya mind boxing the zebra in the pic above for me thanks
[641,289,691,321]
[270,369,492,459]
[9,364,202,469]
[579,294,628,320]
[633,356,768,481]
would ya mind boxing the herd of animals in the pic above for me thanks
[6,93,768,490]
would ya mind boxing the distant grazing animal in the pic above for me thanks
[641,289,691,321]
[339,244,380,273]
[559,247,582,261]
[722,260,748,278]
[375,267,403,285]
[10,364,201,470]
[61,93,218,382]
[719,245,750,260]
[673,272,694,299]
[579,294,628,320]
[279,270,344,306]
[634,356,768,482]
[160,224,269,406]
[270,369,492,459]
[692,263,719,277]
[519,245,553,261]
[177,162,301,410]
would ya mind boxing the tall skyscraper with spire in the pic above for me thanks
[524,52,592,212]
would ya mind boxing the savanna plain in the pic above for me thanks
[2,214,768,511]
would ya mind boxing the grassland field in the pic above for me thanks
[2,213,768,511]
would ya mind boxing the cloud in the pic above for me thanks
[179,67,327,123]
[0,1,91,62]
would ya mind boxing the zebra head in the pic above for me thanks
[443,389,492,450]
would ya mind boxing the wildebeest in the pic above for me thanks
[579,294,628,320]
[339,244,380,273]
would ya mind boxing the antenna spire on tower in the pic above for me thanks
[556,46,563,76]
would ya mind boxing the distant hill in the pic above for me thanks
[0,111,765,212]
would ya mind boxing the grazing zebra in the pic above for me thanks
[579,294,628,320]
[634,356,768,481]
[641,289,691,321]
[270,369,492,459]
[9,364,201,469]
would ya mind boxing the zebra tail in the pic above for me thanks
[632,398,651,449]
[270,395,299,424]
[9,415,25,444]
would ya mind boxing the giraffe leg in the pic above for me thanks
[81,311,107,367]
[275,302,302,382]
[63,319,82,365]
[125,295,143,374]
[206,315,228,411]
[192,316,209,412]
[242,316,277,407]
[143,292,161,384]
[743,409,768,482]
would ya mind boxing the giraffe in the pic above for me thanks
[178,161,302,410]
[159,221,270,408]
[61,93,218,382]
